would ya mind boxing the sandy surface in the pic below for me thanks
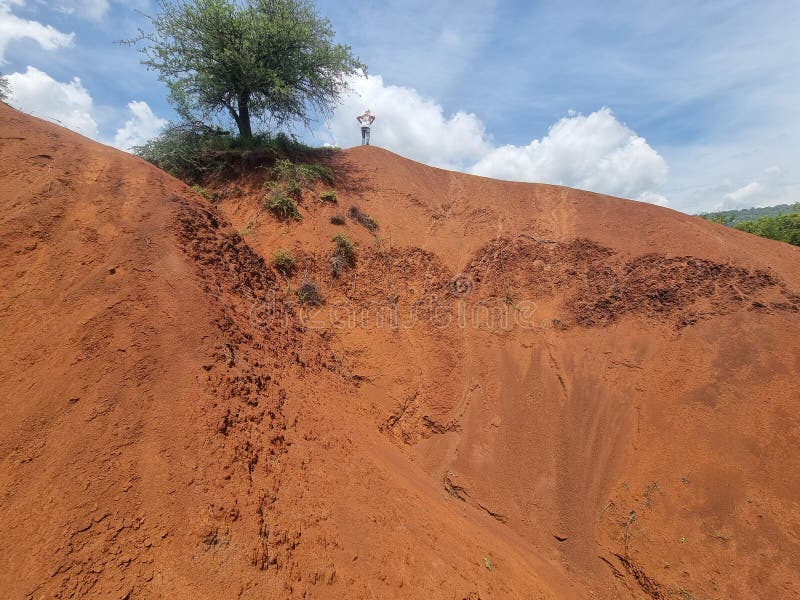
[2,103,799,599]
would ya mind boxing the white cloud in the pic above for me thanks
[471,108,668,200]
[638,191,670,206]
[113,100,167,150]
[0,0,73,63]
[6,65,98,137]
[723,181,763,206]
[53,0,110,21]
[324,77,668,203]
[323,74,492,170]
[6,67,167,150]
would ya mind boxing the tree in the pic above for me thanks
[0,73,10,102]
[735,213,800,246]
[129,0,365,139]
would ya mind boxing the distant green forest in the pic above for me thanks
[697,203,800,247]
[697,203,800,226]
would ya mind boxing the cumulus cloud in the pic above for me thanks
[113,101,167,150]
[325,77,668,203]
[471,108,668,200]
[6,67,167,150]
[723,181,763,206]
[6,66,98,137]
[323,74,492,170]
[0,0,73,63]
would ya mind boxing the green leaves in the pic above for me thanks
[128,0,365,138]
[0,76,8,103]
[734,212,800,246]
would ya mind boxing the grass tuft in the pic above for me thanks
[330,233,356,277]
[272,249,297,276]
[297,279,323,306]
[347,205,379,232]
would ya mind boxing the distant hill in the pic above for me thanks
[697,202,800,226]
[697,203,800,246]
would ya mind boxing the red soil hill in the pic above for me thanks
[2,103,799,599]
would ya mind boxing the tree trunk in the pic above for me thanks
[237,92,252,140]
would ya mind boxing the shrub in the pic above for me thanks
[320,190,338,203]
[307,163,334,185]
[134,123,327,182]
[330,214,346,225]
[347,205,379,232]
[266,190,302,221]
[0,73,9,102]
[271,159,333,198]
[272,249,296,275]
[297,279,323,306]
[192,184,212,199]
[330,233,356,277]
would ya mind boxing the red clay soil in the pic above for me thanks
[1,103,799,599]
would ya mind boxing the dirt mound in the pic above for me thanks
[2,105,799,599]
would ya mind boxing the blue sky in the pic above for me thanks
[2,0,799,213]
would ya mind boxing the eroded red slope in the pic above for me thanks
[216,145,800,599]
[2,103,799,599]
[0,104,579,599]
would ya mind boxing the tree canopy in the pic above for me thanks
[0,74,10,102]
[734,212,800,246]
[130,0,365,139]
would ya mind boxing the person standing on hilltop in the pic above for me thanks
[357,109,375,145]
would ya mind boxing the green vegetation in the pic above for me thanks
[191,184,212,199]
[272,248,297,275]
[266,190,302,221]
[128,0,365,140]
[734,212,800,246]
[697,202,800,246]
[239,220,254,237]
[320,190,338,203]
[297,279,323,305]
[330,233,356,277]
[483,556,493,571]
[698,202,800,226]
[0,73,9,102]
[347,205,379,232]
[262,158,333,221]
[134,123,324,181]
[271,158,333,198]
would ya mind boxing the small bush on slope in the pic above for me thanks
[330,234,356,277]
[347,205,378,232]
[264,159,334,221]
[297,279,323,305]
[266,190,302,221]
[272,249,297,275]
[271,159,333,198]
